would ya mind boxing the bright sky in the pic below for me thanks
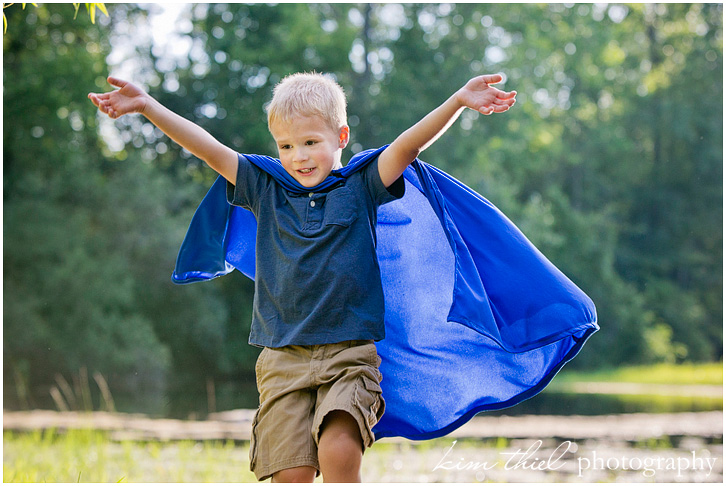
[108,3,192,82]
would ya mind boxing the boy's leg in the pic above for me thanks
[317,410,364,482]
[313,340,385,482]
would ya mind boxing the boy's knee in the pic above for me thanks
[318,410,364,453]
[271,466,317,483]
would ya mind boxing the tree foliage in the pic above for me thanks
[3,3,722,411]
[2,3,107,34]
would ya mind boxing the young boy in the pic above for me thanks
[89,72,516,482]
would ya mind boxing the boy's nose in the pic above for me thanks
[293,148,308,163]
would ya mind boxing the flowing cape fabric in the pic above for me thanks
[172,146,598,440]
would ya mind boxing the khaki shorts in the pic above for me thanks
[250,340,385,481]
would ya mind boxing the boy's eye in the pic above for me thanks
[280,144,292,150]
[305,140,317,146]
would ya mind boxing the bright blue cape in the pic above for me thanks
[173,146,598,440]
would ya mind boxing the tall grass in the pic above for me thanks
[3,428,257,482]
[4,425,721,482]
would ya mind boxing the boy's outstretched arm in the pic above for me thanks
[88,77,238,184]
[377,74,516,188]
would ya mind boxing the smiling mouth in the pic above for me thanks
[298,168,315,174]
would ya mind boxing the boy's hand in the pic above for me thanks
[456,74,516,115]
[378,73,516,188]
[88,77,149,119]
[89,75,238,184]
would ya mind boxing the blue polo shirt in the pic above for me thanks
[226,153,405,348]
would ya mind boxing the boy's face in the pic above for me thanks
[270,115,349,188]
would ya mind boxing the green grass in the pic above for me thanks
[2,431,484,483]
[0,431,580,483]
[5,426,722,482]
[554,362,723,386]
[3,428,257,483]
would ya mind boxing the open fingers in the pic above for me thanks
[88,93,106,110]
[88,93,113,113]
[496,89,517,99]
[87,93,116,117]
[88,92,109,105]
[479,97,516,115]
[472,76,516,99]
[479,105,509,115]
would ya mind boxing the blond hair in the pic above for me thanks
[267,72,347,133]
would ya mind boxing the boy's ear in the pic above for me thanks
[338,125,350,149]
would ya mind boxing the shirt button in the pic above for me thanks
[310,200,316,207]
[309,192,314,197]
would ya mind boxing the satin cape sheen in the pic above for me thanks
[173,146,598,440]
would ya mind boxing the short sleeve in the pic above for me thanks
[226,153,270,210]
[364,158,405,207]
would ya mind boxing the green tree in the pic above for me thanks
[3,3,231,409]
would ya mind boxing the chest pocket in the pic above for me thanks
[323,186,359,227]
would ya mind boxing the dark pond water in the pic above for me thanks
[5,373,722,420]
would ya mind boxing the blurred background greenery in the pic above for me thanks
[3,3,722,418]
